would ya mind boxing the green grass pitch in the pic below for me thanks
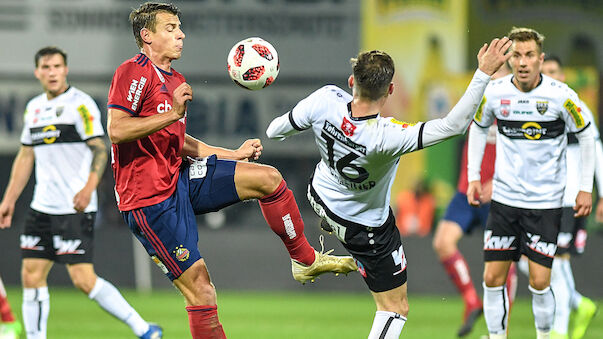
[4,287,601,338]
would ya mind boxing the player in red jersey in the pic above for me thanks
[107,3,356,338]
[433,64,518,337]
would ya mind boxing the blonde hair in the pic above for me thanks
[508,27,545,52]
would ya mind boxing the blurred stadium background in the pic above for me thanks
[0,0,601,337]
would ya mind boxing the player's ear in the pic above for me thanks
[348,75,354,89]
[388,82,394,95]
[140,28,152,45]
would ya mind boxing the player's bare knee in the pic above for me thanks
[21,270,44,288]
[260,166,283,196]
[529,277,550,291]
[70,275,95,294]
[483,272,505,287]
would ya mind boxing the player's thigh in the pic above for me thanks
[123,193,201,282]
[483,201,522,264]
[52,212,96,265]
[21,209,56,262]
[187,155,241,214]
[21,258,53,288]
[483,261,513,287]
[343,212,408,294]
[558,207,587,255]
[234,161,282,200]
[371,282,409,316]
[518,207,561,269]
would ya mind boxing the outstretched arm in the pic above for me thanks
[0,146,34,228]
[421,37,512,147]
[181,134,262,161]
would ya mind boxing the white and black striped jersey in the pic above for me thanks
[21,87,105,215]
[469,74,592,209]
[267,70,491,227]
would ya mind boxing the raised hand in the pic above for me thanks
[477,37,513,76]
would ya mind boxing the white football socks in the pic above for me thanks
[367,311,406,339]
[529,285,555,334]
[88,277,149,336]
[550,258,570,334]
[483,283,509,336]
[23,287,50,339]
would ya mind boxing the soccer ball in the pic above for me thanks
[227,37,279,90]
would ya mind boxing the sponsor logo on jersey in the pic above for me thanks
[341,116,356,137]
[498,119,565,140]
[517,99,529,104]
[31,125,61,144]
[484,230,516,250]
[536,101,548,115]
[160,84,169,93]
[500,98,510,117]
[322,121,367,155]
[20,235,44,250]
[77,104,94,135]
[173,245,190,262]
[157,100,172,114]
[56,106,64,117]
[526,232,556,257]
[475,96,487,122]
[563,99,585,128]
[53,235,84,255]
[127,76,147,111]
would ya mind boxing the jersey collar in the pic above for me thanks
[509,73,543,93]
[347,101,379,121]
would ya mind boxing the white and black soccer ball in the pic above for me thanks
[227,37,279,90]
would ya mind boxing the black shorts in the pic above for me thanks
[21,209,95,264]
[484,201,561,268]
[308,184,407,293]
[557,207,587,255]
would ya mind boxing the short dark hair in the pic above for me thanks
[129,2,181,49]
[350,50,395,101]
[544,54,563,68]
[34,46,67,67]
[508,27,545,52]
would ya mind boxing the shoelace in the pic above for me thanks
[317,234,336,262]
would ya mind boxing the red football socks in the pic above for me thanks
[442,251,481,313]
[259,180,316,266]
[0,294,15,323]
[186,305,226,339]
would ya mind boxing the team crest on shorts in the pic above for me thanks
[173,245,190,262]
[536,101,548,115]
